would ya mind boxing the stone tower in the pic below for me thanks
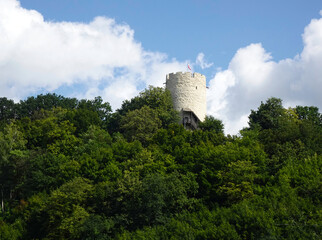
[166,72,206,129]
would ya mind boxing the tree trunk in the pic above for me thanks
[1,187,4,213]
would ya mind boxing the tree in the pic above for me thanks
[17,93,78,119]
[120,106,162,145]
[0,93,321,239]
[279,154,322,203]
[78,215,115,240]
[295,106,322,126]
[0,123,27,213]
[65,108,101,135]
[248,97,285,130]
[109,86,179,133]
[295,106,322,154]
[19,108,80,155]
[77,96,112,123]
[199,115,224,133]
[217,160,258,205]
[138,172,198,226]
[0,218,24,240]
[21,152,80,197]
[0,97,16,125]
[31,178,94,239]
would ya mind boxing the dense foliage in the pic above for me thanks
[0,90,321,239]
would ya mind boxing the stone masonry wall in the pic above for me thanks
[166,72,206,122]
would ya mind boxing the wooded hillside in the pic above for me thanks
[0,87,321,239]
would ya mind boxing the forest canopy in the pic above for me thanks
[0,88,321,239]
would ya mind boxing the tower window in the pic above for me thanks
[196,86,197,89]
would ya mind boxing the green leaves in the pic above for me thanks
[110,86,179,133]
[199,115,224,133]
[249,97,285,130]
[0,93,321,239]
[278,154,322,203]
[120,106,161,145]
[217,161,258,204]
[0,123,28,213]
[27,178,94,240]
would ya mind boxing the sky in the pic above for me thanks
[1,0,322,134]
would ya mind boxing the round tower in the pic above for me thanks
[166,72,207,123]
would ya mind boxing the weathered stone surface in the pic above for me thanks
[166,72,206,122]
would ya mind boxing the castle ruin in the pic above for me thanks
[166,72,206,130]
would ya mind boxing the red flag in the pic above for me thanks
[188,64,191,70]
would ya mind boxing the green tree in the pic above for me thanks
[199,115,224,133]
[17,93,78,119]
[65,108,101,135]
[295,106,322,126]
[0,123,27,213]
[0,97,16,126]
[109,86,179,133]
[41,178,93,239]
[19,108,80,154]
[77,126,119,182]
[120,106,162,145]
[279,154,322,204]
[77,96,112,122]
[79,214,115,240]
[248,97,285,130]
[217,160,258,205]
[295,106,322,154]
[0,218,24,240]
[138,172,198,226]
[21,152,80,197]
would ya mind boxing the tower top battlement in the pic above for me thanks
[166,72,205,80]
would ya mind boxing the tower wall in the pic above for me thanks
[166,72,206,122]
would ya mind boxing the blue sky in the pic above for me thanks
[1,0,322,133]
[19,0,322,69]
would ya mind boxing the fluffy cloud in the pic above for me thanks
[196,52,213,69]
[207,14,322,134]
[0,0,186,108]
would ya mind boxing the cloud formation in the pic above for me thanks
[0,0,186,107]
[207,14,322,134]
[196,52,213,69]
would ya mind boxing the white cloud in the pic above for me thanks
[196,52,213,69]
[207,14,322,135]
[0,0,186,110]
